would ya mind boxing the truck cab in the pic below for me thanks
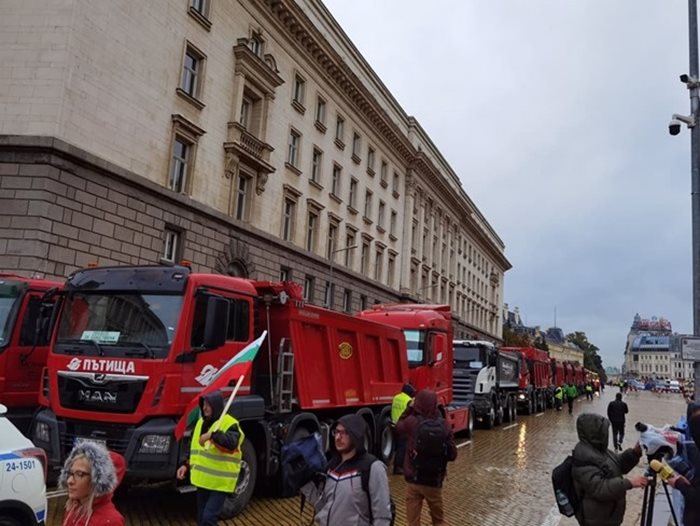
[0,274,61,434]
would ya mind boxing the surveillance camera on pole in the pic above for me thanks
[669,113,696,136]
[681,73,700,89]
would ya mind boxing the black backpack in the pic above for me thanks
[411,416,449,482]
[551,455,580,517]
[357,454,396,526]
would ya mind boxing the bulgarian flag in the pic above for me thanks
[174,331,267,440]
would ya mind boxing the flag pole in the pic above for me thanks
[204,374,245,446]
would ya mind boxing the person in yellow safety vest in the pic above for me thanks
[177,390,244,526]
[585,383,593,401]
[554,385,564,411]
[391,383,416,475]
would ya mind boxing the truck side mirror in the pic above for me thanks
[202,296,229,350]
[429,333,446,365]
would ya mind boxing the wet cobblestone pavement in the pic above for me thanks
[45,389,688,525]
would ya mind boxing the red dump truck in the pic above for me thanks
[501,346,552,414]
[0,273,62,434]
[357,304,474,436]
[32,265,407,517]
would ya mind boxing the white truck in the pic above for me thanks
[452,340,521,428]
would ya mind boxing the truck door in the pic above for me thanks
[426,331,452,405]
[4,292,56,408]
[178,291,253,403]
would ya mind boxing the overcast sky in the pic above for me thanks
[323,0,693,369]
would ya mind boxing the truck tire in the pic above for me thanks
[377,414,394,464]
[524,396,533,415]
[494,399,504,426]
[0,516,23,526]
[465,407,474,438]
[483,405,495,429]
[509,397,517,422]
[219,439,258,519]
[502,397,512,423]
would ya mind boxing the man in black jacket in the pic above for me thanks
[607,393,628,451]
[669,413,700,526]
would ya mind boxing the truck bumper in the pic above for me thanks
[469,396,492,418]
[31,408,182,479]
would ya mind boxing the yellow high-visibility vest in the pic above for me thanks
[391,392,412,423]
[190,414,244,493]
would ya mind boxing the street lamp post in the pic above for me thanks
[327,245,357,308]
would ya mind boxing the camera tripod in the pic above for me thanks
[640,468,679,526]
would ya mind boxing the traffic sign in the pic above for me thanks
[681,336,700,361]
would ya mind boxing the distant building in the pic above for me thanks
[623,313,695,383]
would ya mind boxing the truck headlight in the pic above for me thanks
[518,393,526,400]
[34,421,50,443]
[138,434,171,455]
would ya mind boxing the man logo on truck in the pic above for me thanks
[78,389,117,404]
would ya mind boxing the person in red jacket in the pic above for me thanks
[59,440,125,526]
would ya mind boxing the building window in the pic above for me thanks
[250,33,264,56]
[304,275,315,302]
[387,253,396,287]
[349,178,358,209]
[360,294,367,311]
[335,115,345,144]
[390,210,397,237]
[311,148,323,184]
[169,136,191,193]
[364,190,373,219]
[280,266,291,281]
[352,132,361,162]
[162,228,182,263]
[367,147,375,175]
[345,231,356,267]
[380,160,388,186]
[392,171,400,195]
[361,239,370,274]
[240,97,252,128]
[324,281,334,308]
[292,73,306,112]
[375,248,384,281]
[180,43,206,104]
[332,164,342,196]
[281,197,296,241]
[343,289,352,312]
[234,173,252,221]
[315,96,326,126]
[287,129,301,167]
[306,209,319,252]
[377,201,385,229]
[327,222,338,259]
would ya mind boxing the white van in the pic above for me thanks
[667,380,681,393]
[0,404,47,525]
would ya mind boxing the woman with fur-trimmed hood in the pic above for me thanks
[59,440,125,526]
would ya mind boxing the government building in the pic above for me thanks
[0,0,510,341]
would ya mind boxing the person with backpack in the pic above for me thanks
[391,383,416,475]
[300,414,393,525]
[396,389,457,526]
[607,393,628,451]
[570,413,647,526]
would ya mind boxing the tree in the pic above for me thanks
[566,331,608,384]
[503,327,531,347]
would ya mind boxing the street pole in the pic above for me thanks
[327,245,357,309]
[690,0,700,398]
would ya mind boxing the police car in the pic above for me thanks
[0,404,47,526]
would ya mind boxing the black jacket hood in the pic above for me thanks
[337,414,367,454]
[690,413,700,447]
[199,389,225,423]
[687,401,700,422]
[576,413,610,452]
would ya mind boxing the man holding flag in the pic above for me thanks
[174,331,267,525]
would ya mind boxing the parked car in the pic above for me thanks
[0,403,47,526]
[667,380,681,393]
[630,379,645,391]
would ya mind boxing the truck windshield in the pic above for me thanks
[0,280,22,348]
[404,329,426,367]
[453,347,482,368]
[56,292,183,358]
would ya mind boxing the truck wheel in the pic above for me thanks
[509,398,517,422]
[219,440,258,519]
[502,398,511,423]
[377,415,394,464]
[483,406,495,429]
[0,516,23,526]
[465,408,474,438]
[525,396,533,415]
[494,401,504,426]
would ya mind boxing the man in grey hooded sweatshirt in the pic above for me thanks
[301,414,393,525]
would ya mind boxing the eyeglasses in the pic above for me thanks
[332,428,349,437]
[66,470,91,480]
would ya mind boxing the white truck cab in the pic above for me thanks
[0,404,47,526]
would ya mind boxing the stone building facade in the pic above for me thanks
[0,0,510,341]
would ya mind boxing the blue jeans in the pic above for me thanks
[196,487,227,526]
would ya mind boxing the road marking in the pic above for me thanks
[502,423,518,430]
[539,505,561,526]
[47,489,68,499]
[456,440,472,449]
[535,412,545,417]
